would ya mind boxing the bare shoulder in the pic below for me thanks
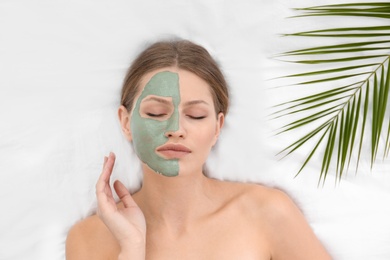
[240,183,299,217]
[213,179,295,216]
[215,179,312,233]
[66,213,120,260]
[217,180,331,259]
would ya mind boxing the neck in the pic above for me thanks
[133,165,218,234]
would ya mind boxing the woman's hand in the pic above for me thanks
[96,152,146,259]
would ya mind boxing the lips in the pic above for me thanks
[156,143,191,159]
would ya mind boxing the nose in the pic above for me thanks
[164,110,186,138]
[165,128,185,138]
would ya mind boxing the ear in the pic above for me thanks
[212,112,225,146]
[118,105,133,142]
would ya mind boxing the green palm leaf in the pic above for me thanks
[274,2,390,185]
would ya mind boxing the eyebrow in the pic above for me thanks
[183,100,210,107]
[143,97,209,107]
[142,97,171,105]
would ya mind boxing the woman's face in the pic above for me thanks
[127,67,224,177]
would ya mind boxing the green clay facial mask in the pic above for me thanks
[130,71,180,177]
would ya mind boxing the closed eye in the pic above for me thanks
[146,113,167,117]
[188,115,206,120]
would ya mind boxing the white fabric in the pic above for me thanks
[1,0,389,259]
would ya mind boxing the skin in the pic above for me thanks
[66,67,332,260]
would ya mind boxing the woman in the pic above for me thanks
[66,39,331,259]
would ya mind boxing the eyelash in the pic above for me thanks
[188,116,206,120]
[146,113,206,120]
[146,113,166,117]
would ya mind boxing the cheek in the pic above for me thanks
[132,118,166,144]
[195,124,217,147]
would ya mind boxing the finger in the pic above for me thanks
[113,180,138,209]
[105,152,115,174]
[96,154,117,216]
[103,156,108,169]
[96,152,116,194]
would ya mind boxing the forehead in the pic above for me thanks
[138,68,213,101]
[140,71,179,99]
